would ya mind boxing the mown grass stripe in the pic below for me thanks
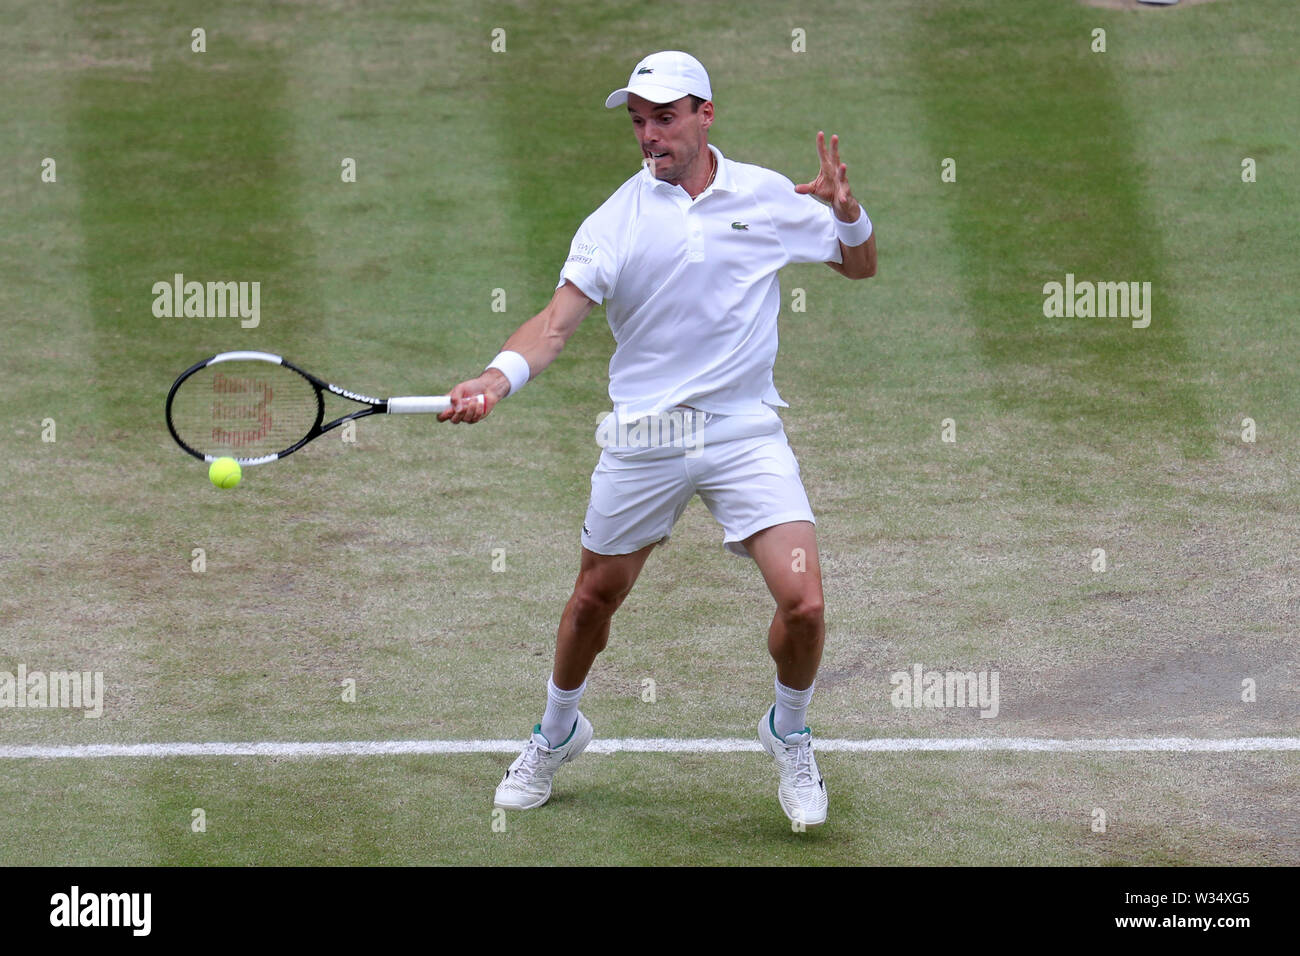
[69,42,318,427]
[906,1,1210,460]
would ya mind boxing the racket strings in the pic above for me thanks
[169,361,320,460]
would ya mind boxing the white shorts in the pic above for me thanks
[581,406,816,558]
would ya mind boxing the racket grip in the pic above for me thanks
[387,395,452,414]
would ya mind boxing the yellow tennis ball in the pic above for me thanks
[209,457,242,489]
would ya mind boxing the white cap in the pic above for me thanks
[605,51,712,109]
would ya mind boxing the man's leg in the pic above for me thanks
[497,437,693,809]
[745,520,829,827]
[743,520,825,693]
[538,544,656,744]
[494,543,654,810]
[552,544,657,689]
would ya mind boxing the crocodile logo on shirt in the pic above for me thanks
[731,221,750,231]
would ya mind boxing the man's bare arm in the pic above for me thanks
[826,232,876,280]
[439,280,596,423]
[795,131,876,280]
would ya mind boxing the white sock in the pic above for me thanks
[773,677,815,739]
[539,676,586,747]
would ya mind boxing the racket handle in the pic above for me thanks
[387,395,453,414]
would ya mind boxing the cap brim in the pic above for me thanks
[604,83,693,109]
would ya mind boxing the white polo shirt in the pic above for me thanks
[557,144,841,419]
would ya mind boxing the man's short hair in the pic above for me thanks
[688,94,706,112]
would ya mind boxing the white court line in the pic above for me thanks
[1,737,1298,759]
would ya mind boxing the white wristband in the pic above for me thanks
[486,350,530,397]
[834,206,873,246]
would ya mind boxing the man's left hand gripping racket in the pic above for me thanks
[166,350,465,465]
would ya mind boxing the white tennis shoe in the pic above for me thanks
[493,712,593,810]
[758,705,828,827]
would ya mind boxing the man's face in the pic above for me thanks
[627,93,713,185]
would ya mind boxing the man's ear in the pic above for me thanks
[699,100,714,131]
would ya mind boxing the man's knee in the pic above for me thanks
[570,569,636,625]
[778,592,825,633]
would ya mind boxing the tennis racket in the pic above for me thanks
[165,350,462,466]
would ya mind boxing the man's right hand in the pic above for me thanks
[439,369,510,423]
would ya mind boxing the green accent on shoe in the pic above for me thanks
[770,706,811,742]
[555,718,578,747]
[535,719,577,749]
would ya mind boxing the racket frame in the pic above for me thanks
[165,350,448,466]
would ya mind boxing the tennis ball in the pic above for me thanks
[209,457,242,489]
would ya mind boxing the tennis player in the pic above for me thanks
[440,51,875,826]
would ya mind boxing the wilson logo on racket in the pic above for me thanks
[208,371,272,446]
[328,383,384,405]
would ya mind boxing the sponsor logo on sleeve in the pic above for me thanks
[567,240,599,266]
